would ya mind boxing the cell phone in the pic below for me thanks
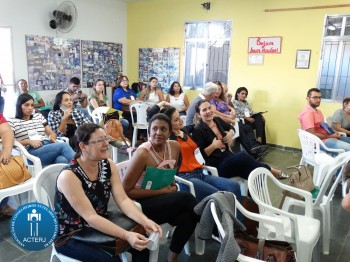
[60,105,67,111]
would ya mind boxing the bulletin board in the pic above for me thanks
[25,35,123,90]
[81,40,123,87]
[138,48,180,92]
[26,35,81,91]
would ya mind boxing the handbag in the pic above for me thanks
[72,210,145,255]
[0,155,31,189]
[235,232,296,262]
[279,165,315,209]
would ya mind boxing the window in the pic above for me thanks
[183,21,231,89]
[318,15,350,101]
[0,27,15,117]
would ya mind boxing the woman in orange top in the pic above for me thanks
[147,102,241,202]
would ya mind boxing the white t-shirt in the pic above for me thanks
[169,93,185,111]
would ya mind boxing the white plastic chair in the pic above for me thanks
[298,129,345,187]
[248,167,320,262]
[130,102,152,148]
[0,140,42,204]
[90,106,110,124]
[33,164,79,262]
[210,193,286,262]
[281,151,350,255]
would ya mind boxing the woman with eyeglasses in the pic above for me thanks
[48,92,91,148]
[8,94,74,166]
[122,113,198,262]
[54,123,161,261]
[233,87,267,145]
[113,75,138,126]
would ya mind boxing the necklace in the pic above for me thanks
[151,143,166,161]
[174,130,183,138]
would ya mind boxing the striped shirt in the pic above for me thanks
[8,113,47,141]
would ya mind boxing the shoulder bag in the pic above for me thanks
[0,156,31,189]
[279,165,315,208]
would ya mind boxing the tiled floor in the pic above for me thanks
[0,147,349,261]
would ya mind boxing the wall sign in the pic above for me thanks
[248,37,282,54]
[295,49,311,69]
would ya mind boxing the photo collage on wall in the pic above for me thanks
[81,41,122,88]
[139,48,180,93]
[26,35,81,91]
[25,35,123,91]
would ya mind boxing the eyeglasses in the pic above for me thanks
[87,136,112,145]
[309,96,322,100]
[121,80,129,83]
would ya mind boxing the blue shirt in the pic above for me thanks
[113,87,136,110]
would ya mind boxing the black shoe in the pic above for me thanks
[255,150,268,161]
[250,145,268,154]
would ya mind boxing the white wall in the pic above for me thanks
[0,0,127,104]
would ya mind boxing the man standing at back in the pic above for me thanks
[186,82,218,126]
[62,77,90,120]
[298,88,350,151]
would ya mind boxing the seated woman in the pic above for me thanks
[122,113,198,262]
[88,79,109,112]
[0,113,15,217]
[113,75,138,126]
[192,100,288,180]
[332,97,350,136]
[147,102,242,203]
[233,87,267,145]
[139,77,164,106]
[8,94,74,166]
[48,92,91,148]
[54,123,161,261]
[210,81,267,158]
[165,82,189,116]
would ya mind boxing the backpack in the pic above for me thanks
[104,119,131,149]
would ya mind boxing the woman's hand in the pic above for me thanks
[49,133,56,143]
[125,231,149,251]
[212,137,224,149]
[245,117,255,123]
[0,150,11,165]
[30,140,43,148]
[161,184,177,194]
[62,108,73,120]
[143,218,163,238]
[223,130,234,144]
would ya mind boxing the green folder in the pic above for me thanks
[141,166,177,190]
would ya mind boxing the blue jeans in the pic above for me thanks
[27,140,75,166]
[324,137,350,152]
[55,238,149,262]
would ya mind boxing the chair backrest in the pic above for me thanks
[314,151,350,206]
[116,160,130,181]
[33,164,66,209]
[130,102,151,126]
[297,129,321,166]
[91,106,110,124]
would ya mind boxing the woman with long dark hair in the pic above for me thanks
[8,94,74,166]
[166,82,189,116]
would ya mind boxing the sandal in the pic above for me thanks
[277,172,290,180]
[0,204,15,216]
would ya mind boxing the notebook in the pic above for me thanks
[141,166,176,190]
[319,122,335,135]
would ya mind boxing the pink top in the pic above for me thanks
[298,105,326,135]
[135,141,176,189]
[0,113,6,124]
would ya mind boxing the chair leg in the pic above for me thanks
[322,205,330,255]
[184,242,191,256]
[296,242,314,262]
[149,244,159,262]
[132,127,138,148]
[119,252,128,262]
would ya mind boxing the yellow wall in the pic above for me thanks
[127,0,350,148]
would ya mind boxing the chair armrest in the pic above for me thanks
[175,175,196,197]
[14,141,42,177]
[339,132,347,137]
[320,141,345,154]
[203,165,219,177]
